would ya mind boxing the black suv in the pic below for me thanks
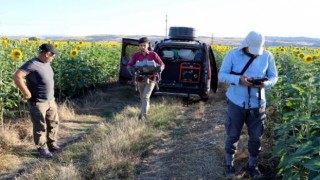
[119,27,218,100]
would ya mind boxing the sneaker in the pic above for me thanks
[48,144,62,153]
[224,165,235,177]
[246,164,261,178]
[38,148,53,158]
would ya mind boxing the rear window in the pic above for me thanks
[160,48,202,62]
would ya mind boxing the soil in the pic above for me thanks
[1,85,278,179]
[135,87,278,180]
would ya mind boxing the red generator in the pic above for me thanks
[179,62,201,83]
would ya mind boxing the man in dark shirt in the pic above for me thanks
[13,44,61,158]
[127,37,165,120]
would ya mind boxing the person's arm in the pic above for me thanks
[218,52,242,85]
[127,54,137,75]
[264,54,278,89]
[154,52,165,71]
[12,70,31,100]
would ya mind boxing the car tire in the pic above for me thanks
[168,27,196,41]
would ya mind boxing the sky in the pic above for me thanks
[0,0,319,38]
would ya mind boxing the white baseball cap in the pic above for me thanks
[239,31,265,55]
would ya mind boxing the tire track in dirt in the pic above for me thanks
[136,88,230,179]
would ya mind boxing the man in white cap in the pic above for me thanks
[218,31,278,178]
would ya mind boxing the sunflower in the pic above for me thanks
[298,53,304,59]
[70,49,78,58]
[2,40,8,49]
[11,49,23,60]
[25,39,30,44]
[304,55,313,64]
[54,43,59,49]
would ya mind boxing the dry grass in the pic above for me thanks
[0,124,22,152]
[87,96,185,179]
[2,85,185,179]
[2,85,278,179]
[89,119,151,179]
[58,99,76,121]
[54,163,83,180]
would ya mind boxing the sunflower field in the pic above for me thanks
[213,45,320,179]
[0,38,121,124]
[0,37,319,178]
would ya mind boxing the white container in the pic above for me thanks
[178,49,195,61]
[135,60,157,73]
[162,50,174,58]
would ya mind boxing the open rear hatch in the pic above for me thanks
[119,38,139,83]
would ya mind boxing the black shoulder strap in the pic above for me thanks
[230,54,258,75]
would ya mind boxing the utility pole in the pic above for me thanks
[165,14,168,38]
[211,33,214,45]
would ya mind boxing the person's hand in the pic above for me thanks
[155,66,161,73]
[240,75,253,87]
[252,82,265,88]
[240,76,266,88]
[22,91,31,100]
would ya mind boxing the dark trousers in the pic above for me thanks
[28,99,59,149]
[224,100,266,157]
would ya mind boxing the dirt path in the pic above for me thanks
[136,88,236,179]
[1,86,276,179]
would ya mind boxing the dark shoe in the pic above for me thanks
[224,165,235,177]
[38,148,53,158]
[247,164,261,178]
[48,145,62,153]
[138,114,146,120]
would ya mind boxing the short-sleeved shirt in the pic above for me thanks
[127,51,165,82]
[19,58,55,102]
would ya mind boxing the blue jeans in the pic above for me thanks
[224,99,266,158]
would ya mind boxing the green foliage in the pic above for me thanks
[52,45,121,99]
[0,40,121,122]
[267,47,320,178]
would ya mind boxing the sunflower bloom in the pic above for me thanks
[298,53,304,59]
[304,55,313,64]
[54,43,60,49]
[70,49,78,58]
[11,49,23,60]
[2,40,8,49]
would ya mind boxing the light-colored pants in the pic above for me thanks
[137,81,156,118]
[28,99,59,149]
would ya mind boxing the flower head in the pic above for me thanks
[2,40,8,49]
[11,49,23,60]
[304,55,313,64]
[298,53,304,59]
[54,43,59,49]
[70,49,78,58]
